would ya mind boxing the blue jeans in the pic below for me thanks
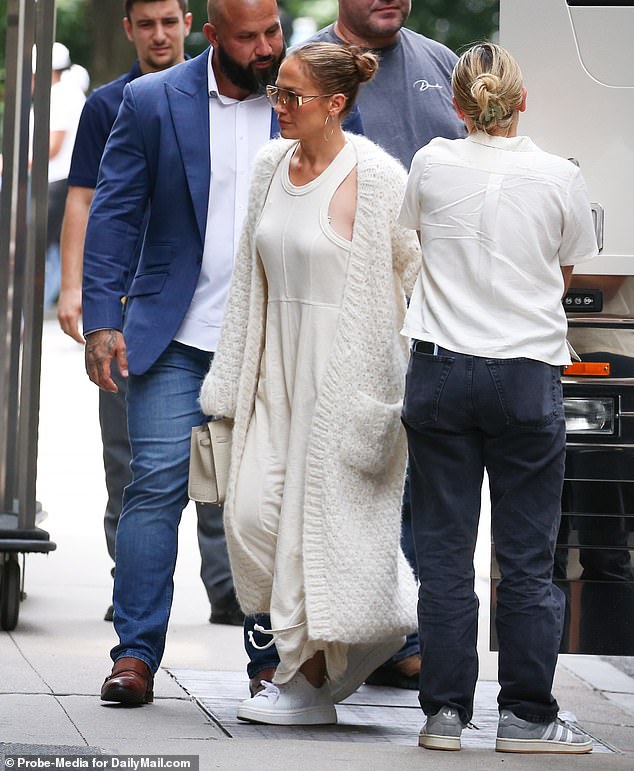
[102,357,235,607]
[111,341,233,671]
[44,242,61,309]
[402,346,566,725]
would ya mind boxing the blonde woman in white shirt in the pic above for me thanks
[399,43,597,754]
[200,42,420,726]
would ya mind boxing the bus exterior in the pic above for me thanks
[498,0,634,654]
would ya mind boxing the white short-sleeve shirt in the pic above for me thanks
[48,78,86,183]
[399,133,598,365]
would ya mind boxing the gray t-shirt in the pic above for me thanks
[309,25,466,170]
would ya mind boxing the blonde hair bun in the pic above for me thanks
[452,43,523,132]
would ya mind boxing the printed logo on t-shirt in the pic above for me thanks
[413,79,443,92]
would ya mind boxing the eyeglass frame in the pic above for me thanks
[265,85,332,109]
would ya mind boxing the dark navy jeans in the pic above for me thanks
[402,346,566,725]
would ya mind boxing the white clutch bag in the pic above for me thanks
[188,418,233,505]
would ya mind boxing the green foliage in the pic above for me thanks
[186,0,499,52]
[408,0,499,53]
[0,0,500,102]
[56,0,92,68]
[0,0,92,73]
[285,0,338,30]
[285,0,498,53]
[184,0,210,56]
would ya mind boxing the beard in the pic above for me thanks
[217,42,285,94]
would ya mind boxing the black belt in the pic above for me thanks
[412,339,436,354]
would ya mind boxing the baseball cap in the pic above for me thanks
[51,42,71,71]
[32,42,72,73]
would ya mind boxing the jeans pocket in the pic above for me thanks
[485,358,562,427]
[402,352,454,429]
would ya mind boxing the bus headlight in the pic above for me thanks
[563,397,615,434]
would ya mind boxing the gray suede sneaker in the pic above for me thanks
[419,706,464,751]
[496,709,593,754]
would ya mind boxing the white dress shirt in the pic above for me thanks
[174,49,271,351]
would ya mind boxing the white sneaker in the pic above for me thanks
[329,636,405,703]
[236,673,337,725]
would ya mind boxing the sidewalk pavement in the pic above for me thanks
[1,320,633,770]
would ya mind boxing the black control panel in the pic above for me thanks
[563,288,603,313]
[567,1,633,6]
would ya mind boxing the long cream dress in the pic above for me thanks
[233,141,356,684]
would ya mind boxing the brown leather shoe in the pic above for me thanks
[249,667,276,697]
[101,657,154,705]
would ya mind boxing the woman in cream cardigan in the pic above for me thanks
[199,43,419,726]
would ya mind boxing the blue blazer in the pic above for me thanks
[83,48,363,375]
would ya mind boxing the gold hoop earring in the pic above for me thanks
[323,112,335,142]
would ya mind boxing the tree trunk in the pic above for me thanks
[89,0,135,87]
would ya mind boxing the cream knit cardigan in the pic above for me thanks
[200,133,420,644]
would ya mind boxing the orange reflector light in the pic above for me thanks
[563,361,610,377]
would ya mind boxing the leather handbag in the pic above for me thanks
[188,418,233,504]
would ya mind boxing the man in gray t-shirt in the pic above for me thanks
[308,1,465,170]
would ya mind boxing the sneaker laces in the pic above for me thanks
[253,680,280,703]
[247,620,307,650]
